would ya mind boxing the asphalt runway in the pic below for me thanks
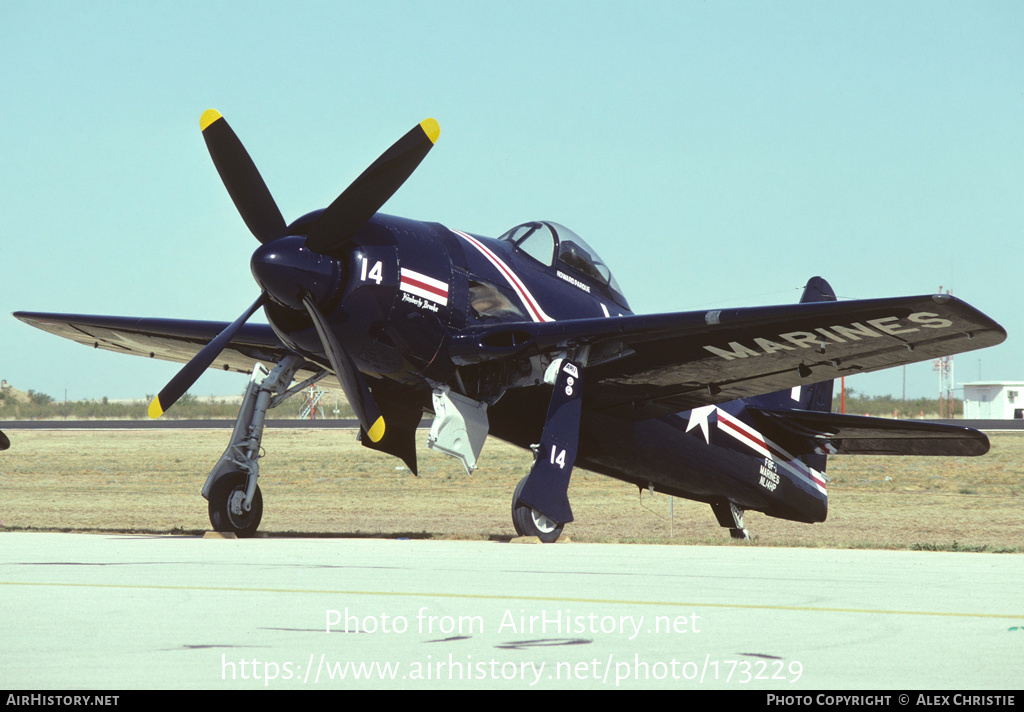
[1,533,1021,690]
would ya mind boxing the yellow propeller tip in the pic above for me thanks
[367,416,386,443]
[420,118,440,145]
[147,397,165,420]
[200,109,223,132]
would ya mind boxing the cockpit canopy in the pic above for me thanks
[497,221,629,309]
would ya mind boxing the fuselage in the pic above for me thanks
[256,212,828,525]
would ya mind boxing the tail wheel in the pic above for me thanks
[208,471,263,538]
[511,476,564,543]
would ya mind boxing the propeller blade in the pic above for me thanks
[305,118,439,256]
[301,294,385,442]
[148,294,267,419]
[200,109,288,244]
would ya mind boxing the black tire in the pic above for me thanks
[208,471,263,538]
[511,476,564,543]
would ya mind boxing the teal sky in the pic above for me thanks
[3,1,1022,402]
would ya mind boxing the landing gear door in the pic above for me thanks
[516,359,583,525]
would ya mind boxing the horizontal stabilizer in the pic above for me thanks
[748,408,990,456]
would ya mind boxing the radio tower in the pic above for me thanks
[933,286,955,418]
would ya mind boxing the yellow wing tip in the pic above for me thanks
[200,109,223,132]
[147,397,165,420]
[420,118,440,144]
[367,416,386,443]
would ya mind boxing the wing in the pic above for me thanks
[748,408,990,456]
[450,294,1006,420]
[13,311,322,383]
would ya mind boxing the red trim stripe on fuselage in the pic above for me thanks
[716,408,827,494]
[400,268,449,306]
[451,230,554,323]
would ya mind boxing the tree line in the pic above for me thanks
[0,388,356,420]
[834,387,960,418]
[1,384,959,420]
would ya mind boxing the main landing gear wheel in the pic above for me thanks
[208,471,263,538]
[511,476,564,543]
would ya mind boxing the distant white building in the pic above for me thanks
[962,381,1024,419]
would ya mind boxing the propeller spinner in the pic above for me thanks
[147,111,440,444]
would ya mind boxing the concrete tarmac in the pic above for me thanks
[1,533,1021,690]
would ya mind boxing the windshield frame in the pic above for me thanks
[497,221,629,309]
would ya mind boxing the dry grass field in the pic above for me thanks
[0,427,1021,551]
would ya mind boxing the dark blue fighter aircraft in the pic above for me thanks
[15,112,1006,540]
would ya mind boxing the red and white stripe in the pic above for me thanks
[451,229,554,322]
[716,409,828,495]
[400,268,449,306]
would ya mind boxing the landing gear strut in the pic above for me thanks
[510,358,583,543]
[711,500,750,540]
[201,355,317,537]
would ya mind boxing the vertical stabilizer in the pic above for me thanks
[796,276,836,414]
[704,278,840,529]
[799,275,837,305]
[747,276,837,414]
